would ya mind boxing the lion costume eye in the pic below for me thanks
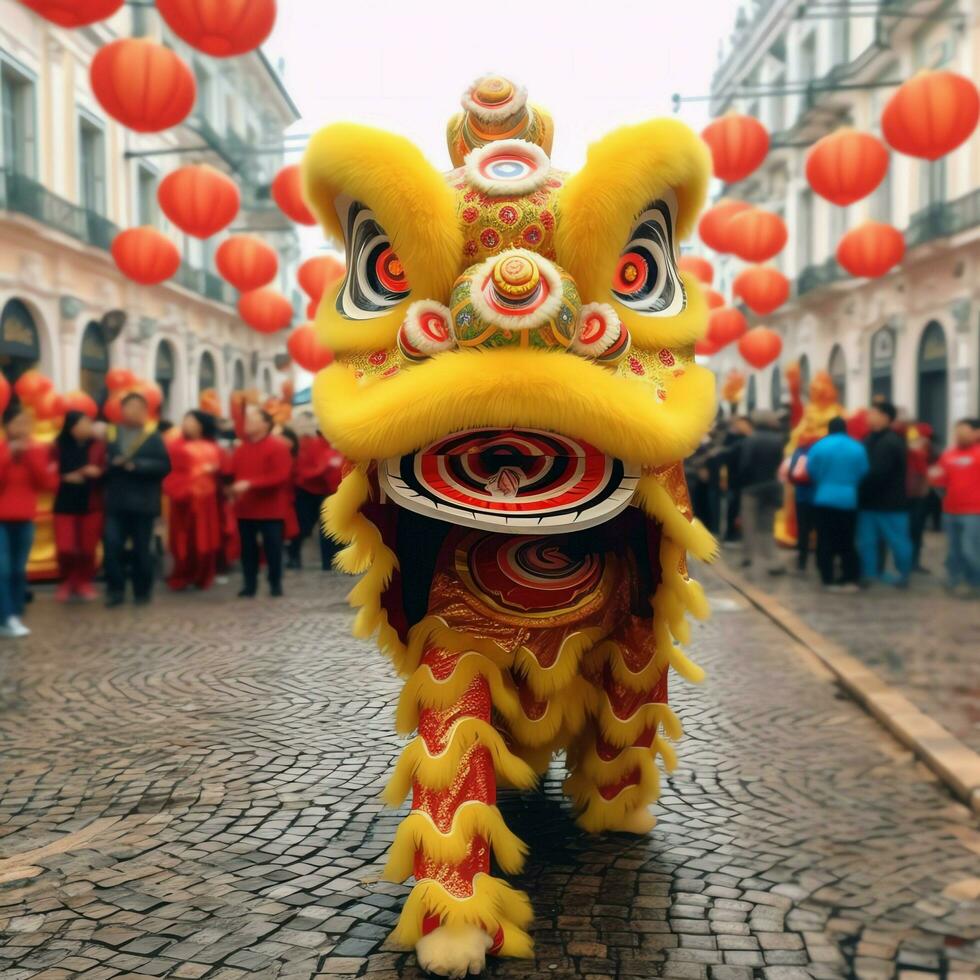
[612,190,685,317]
[334,193,411,320]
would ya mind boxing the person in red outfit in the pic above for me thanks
[52,410,106,602]
[280,427,301,563]
[229,406,293,598]
[287,413,344,571]
[930,418,980,596]
[0,402,56,636]
[215,433,239,575]
[164,411,222,591]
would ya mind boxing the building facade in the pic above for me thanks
[0,0,301,420]
[703,0,980,443]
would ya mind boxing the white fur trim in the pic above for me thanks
[467,249,564,332]
[461,74,528,124]
[572,303,623,357]
[401,300,456,356]
[463,140,551,197]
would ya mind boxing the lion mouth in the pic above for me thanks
[377,427,641,533]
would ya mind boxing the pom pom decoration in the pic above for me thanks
[238,288,293,334]
[726,208,788,263]
[881,70,980,161]
[805,129,889,207]
[836,221,905,278]
[297,255,346,303]
[397,302,457,362]
[111,227,181,285]
[698,199,751,253]
[106,368,136,392]
[14,370,53,405]
[287,324,335,373]
[271,165,317,225]
[732,266,790,316]
[17,0,123,26]
[570,303,630,364]
[700,113,769,183]
[90,39,196,133]
[738,326,782,369]
[706,306,748,349]
[215,235,278,292]
[678,256,713,285]
[157,164,240,239]
[34,390,66,421]
[64,390,99,418]
[155,0,277,58]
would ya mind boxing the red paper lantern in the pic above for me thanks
[158,164,240,239]
[239,289,293,334]
[732,265,790,316]
[806,129,889,207]
[91,39,196,133]
[216,235,278,292]
[836,221,905,278]
[727,208,788,263]
[695,337,720,357]
[106,368,136,392]
[701,114,770,183]
[738,327,782,369]
[14,370,53,405]
[156,0,276,58]
[704,288,725,310]
[297,255,346,302]
[698,199,751,253]
[112,227,181,285]
[18,0,123,26]
[64,390,98,418]
[272,165,316,226]
[678,255,713,285]
[287,324,335,372]
[882,70,980,161]
[707,307,748,349]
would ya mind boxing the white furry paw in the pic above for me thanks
[416,924,493,978]
[607,806,657,835]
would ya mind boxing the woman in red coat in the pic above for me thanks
[164,411,222,591]
[0,402,57,636]
[53,410,106,601]
[229,406,293,598]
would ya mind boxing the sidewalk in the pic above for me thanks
[723,529,980,759]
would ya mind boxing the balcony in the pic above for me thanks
[1,169,233,309]
[906,189,980,249]
[796,256,848,297]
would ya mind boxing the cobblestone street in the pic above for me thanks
[0,565,978,980]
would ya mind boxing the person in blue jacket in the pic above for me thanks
[805,417,869,592]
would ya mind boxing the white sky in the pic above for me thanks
[266,0,738,173]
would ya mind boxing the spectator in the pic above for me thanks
[230,406,293,598]
[806,417,869,593]
[930,418,980,597]
[905,422,935,573]
[857,401,912,587]
[0,402,56,636]
[787,440,816,574]
[164,411,222,592]
[721,418,748,542]
[103,392,172,608]
[52,410,106,602]
[735,413,786,575]
[280,427,302,568]
[287,413,344,571]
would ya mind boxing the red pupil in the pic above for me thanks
[376,247,408,292]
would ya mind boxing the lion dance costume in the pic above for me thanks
[303,76,718,976]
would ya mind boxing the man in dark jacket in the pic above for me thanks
[103,392,171,607]
[735,412,786,574]
[857,401,912,587]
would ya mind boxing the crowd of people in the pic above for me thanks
[0,394,343,638]
[687,402,980,597]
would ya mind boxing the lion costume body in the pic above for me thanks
[303,77,717,976]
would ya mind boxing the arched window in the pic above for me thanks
[770,364,782,409]
[155,341,176,416]
[0,299,40,386]
[798,354,810,393]
[199,350,217,397]
[917,321,948,444]
[232,359,245,392]
[747,374,757,413]
[870,326,895,403]
[79,321,109,404]
[262,367,273,395]
[828,344,847,407]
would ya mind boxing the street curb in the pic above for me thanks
[714,563,980,815]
